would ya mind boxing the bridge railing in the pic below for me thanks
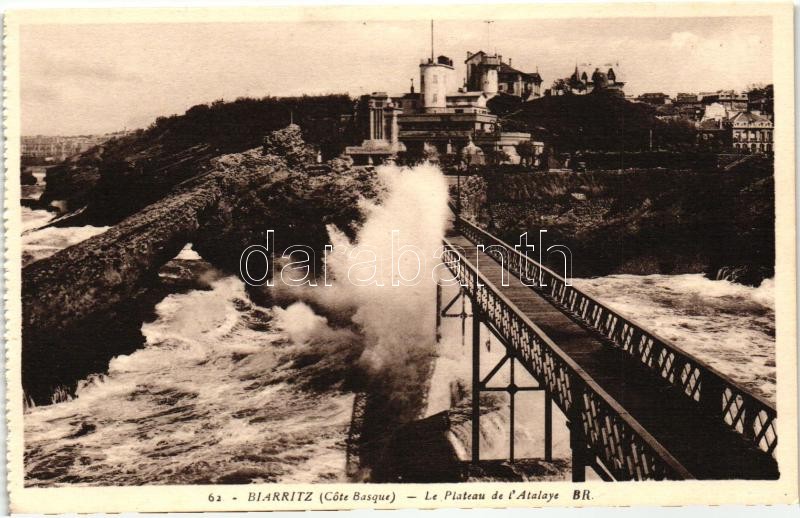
[455,216,777,458]
[442,241,693,480]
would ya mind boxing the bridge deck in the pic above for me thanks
[447,231,778,480]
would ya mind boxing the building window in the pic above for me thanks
[432,93,438,104]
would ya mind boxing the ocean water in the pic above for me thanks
[574,274,776,402]
[23,164,451,486]
[22,213,109,266]
[21,165,776,485]
[24,273,359,485]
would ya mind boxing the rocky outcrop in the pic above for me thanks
[39,147,104,213]
[22,162,274,403]
[41,95,359,227]
[465,158,775,284]
[20,168,37,185]
[23,127,377,403]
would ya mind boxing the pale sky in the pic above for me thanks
[21,16,772,135]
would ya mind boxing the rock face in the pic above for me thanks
[22,164,256,403]
[464,158,775,284]
[192,148,376,274]
[22,127,375,403]
[39,151,102,212]
[41,95,359,226]
[20,168,37,185]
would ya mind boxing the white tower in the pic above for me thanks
[419,20,453,113]
[420,59,453,113]
[480,63,499,96]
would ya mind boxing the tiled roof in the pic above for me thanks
[731,111,772,125]
[498,62,542,81]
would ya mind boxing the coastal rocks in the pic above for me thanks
[21,168,37,185]
[472,159,775,282]
[22,178,227,403]
[40,160,101,213]
[191,149,376,276]
[22,127,374,403]
[262,124,316,168]
[709,265,773,287]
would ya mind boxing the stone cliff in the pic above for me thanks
[23,126,374,403]
[459,158,775,285]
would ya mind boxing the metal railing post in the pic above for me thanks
[471,299,481,465]
[435,282,442,342]
[544,390,553,461]
[509,356,516,463]
[570,383,587,482]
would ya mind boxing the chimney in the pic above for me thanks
[509,58,512,67]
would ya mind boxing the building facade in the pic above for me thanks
[549,63,625,97]
[730,111,773,153]
[465,51,542,100]
[700,90,748,112]
[346,48,542,166]
[21,132,129,162]
[637,92,670,105]
[344,93,406,165]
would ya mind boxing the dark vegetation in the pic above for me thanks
[499,93,697,154]
[42,95,358,225]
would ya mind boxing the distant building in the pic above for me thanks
[696,118,731,150]
[637,92,670,106]
[346,44,542,166]
[730,111,773,153]
[662,93,704,121]
[699,90,748,112]
[465,51,543,100]
[747,85,773,116]
[21,131,130,162]
[702,102,734,122]
[497,59,542,99]
[550,63,625,97]
[675,93,699,104]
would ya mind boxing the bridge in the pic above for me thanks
[437,213,778,481]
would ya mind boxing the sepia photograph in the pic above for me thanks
[4,2,797,513]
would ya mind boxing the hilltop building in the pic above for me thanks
[549,63,625,97]
[637,92,670,106]
[346,47,538,166]
[699,90,748,112]
[465,51,543,100]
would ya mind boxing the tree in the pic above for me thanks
[486,148,511,165]
[516,141,536,168]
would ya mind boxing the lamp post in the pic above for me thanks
[457,159,463,215]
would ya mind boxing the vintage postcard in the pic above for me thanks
[3,2,797,513]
